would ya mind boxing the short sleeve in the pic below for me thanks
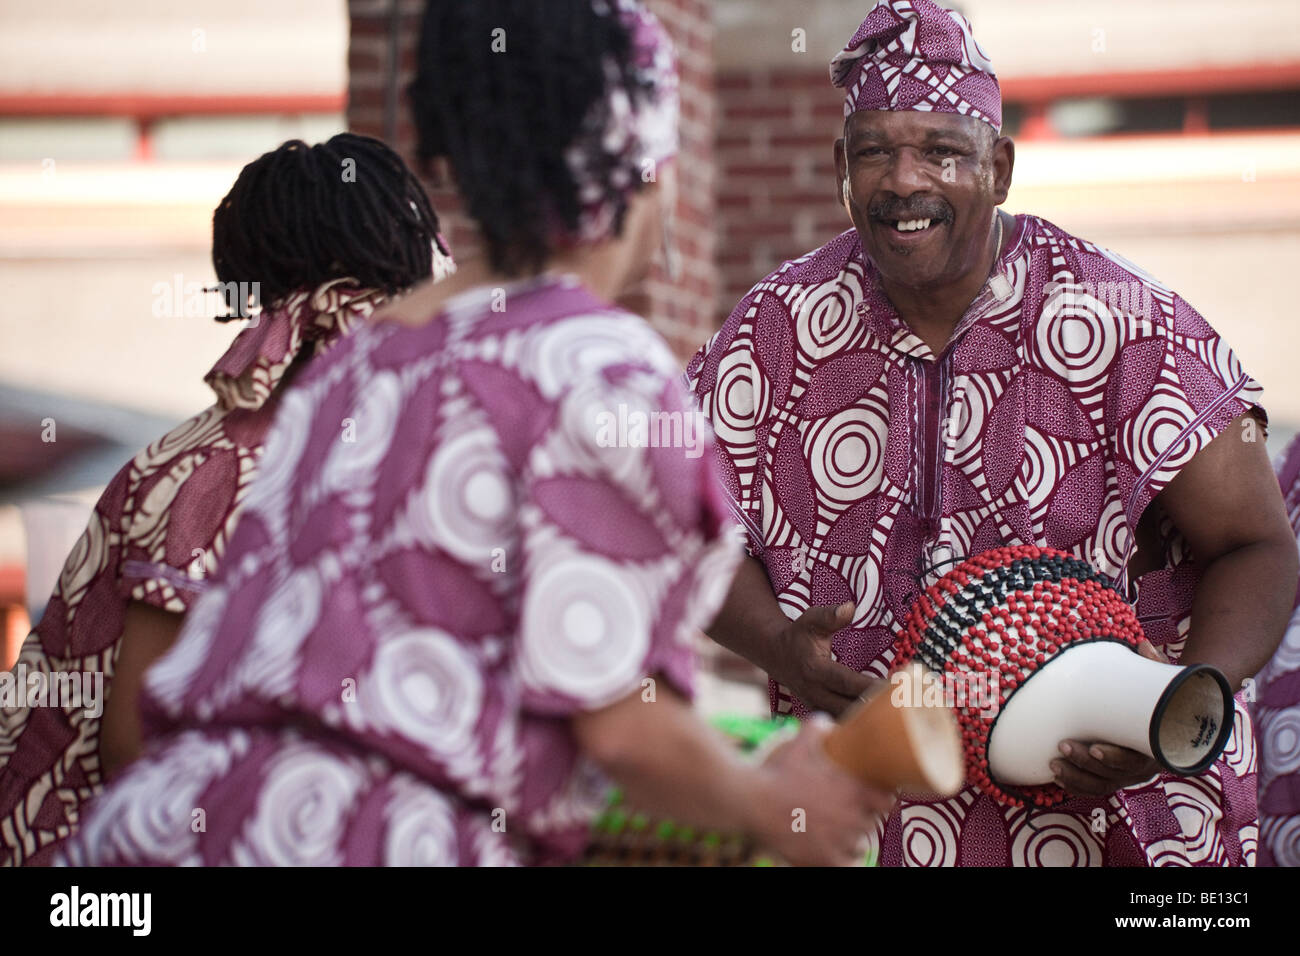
[1106,288,1266,527]
[515,348,742,716]
[686,289,768,559]
[118,456,221,615]
[115,406,252,614]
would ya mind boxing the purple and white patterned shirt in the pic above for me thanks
[60,276,739,866]
[689,214,1263,866]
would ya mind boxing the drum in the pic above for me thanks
[891,543,1235,808]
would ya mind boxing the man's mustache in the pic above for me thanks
[867,200,952,223]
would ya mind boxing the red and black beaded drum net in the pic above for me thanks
[892,544,1147,809]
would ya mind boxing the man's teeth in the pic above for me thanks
[895,218,933,232]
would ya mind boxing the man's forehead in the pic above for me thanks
[845,110,986,144]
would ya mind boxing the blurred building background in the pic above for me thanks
[2,1,1298,712]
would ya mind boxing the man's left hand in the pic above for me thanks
[1051,741,1161,797]
[1050,639,1166,797]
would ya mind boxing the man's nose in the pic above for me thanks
[879,148,933,199]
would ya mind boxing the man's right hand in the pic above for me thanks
[769,601,880,717]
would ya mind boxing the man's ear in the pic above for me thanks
[834,138,848,203]
[992,136,1015,205]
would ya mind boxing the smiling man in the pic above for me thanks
[688,0,1296,866]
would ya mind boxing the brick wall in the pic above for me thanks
[345,0,718,362]
[715,66,849,320]
[346,0,461,261]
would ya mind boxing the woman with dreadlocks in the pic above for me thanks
[56,0,892,867]
[0,133,452,865]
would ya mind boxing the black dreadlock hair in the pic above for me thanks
[211,133,444,319]
[407,0,651,277]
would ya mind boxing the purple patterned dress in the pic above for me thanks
[689,215,1263,866]
[1254,434,1300,865]
[58,276,739,866]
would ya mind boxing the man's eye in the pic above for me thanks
[931,147,957,157]
[857,148,888,157]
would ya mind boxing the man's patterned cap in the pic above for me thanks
[830,0,1002,132]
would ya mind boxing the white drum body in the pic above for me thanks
[987,641,1234,786]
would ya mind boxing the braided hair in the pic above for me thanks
[211,133,444,319]
[407,0,651,277]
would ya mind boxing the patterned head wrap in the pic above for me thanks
[830,0,1001,133]
[205,241,456,411]
[566,0,680,241]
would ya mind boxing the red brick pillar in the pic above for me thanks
[345,0,718,363]
[715,66,847,319]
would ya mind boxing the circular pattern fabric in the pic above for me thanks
[0,283,386,866]
[53,276,741,866]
